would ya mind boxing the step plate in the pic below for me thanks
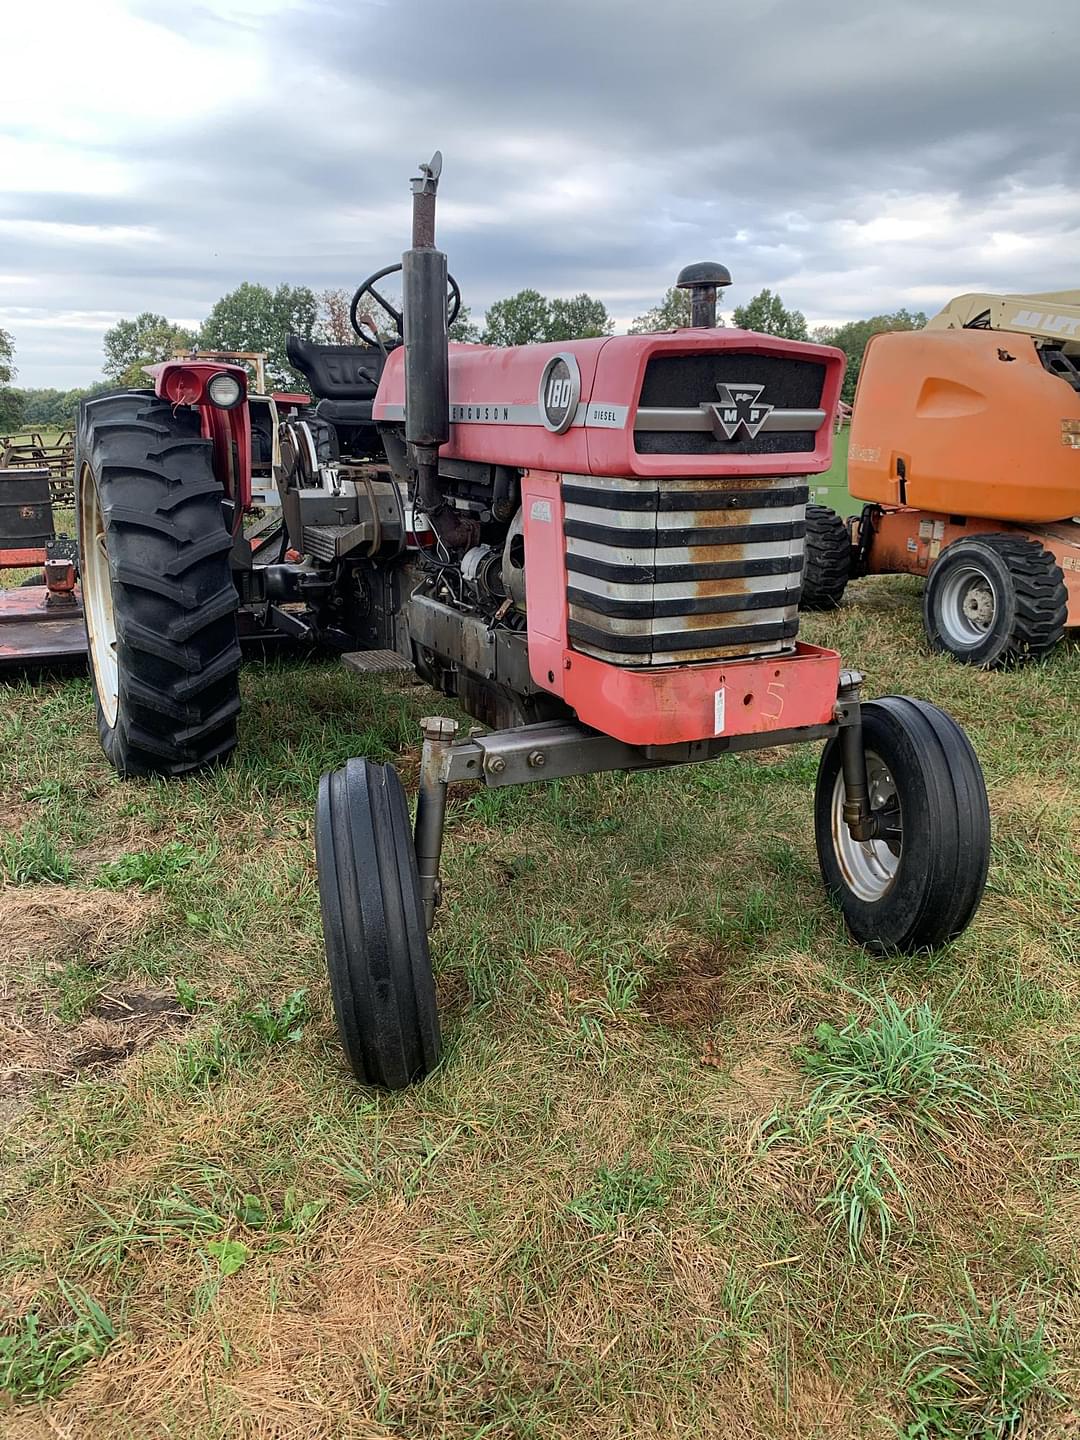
[342,649,414,675]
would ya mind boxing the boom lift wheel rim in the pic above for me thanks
[829,749,901,902]
[936,562,997,647]
[78,461,119,727]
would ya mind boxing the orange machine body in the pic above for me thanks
[846,327,1080,625]
[848,328,1080,522]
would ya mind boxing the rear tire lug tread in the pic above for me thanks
[76,390,242,777]
[800,504,851,611]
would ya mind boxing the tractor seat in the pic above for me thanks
[285,335,388,405]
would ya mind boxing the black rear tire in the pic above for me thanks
[814,697,990,952]
[75,392,241,777]
[801,503,851,610]
[923,533,1067,667]
[316,758,441,1089]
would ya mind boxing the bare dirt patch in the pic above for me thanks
[91,989,187,1023]
[0,986,189,1103]
[641,945,744,1029]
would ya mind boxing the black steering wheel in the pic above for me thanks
[350,263,462,347]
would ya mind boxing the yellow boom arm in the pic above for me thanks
[927,290,1080,350]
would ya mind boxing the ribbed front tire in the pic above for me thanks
[814,697,990,952]
[75,392,241,777]
[316,759,441,1089]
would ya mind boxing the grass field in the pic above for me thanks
[1,585,1078,1438]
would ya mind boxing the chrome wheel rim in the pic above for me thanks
[79,464,119,727]
[938,563,996,647]
[831,750,902,902]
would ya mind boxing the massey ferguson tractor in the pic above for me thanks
[74,154,991,1089]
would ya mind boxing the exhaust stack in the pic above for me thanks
[404,152,450,454]
[402,151,476,548]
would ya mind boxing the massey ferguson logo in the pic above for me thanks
[708,381,773,440]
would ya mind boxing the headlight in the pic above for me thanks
[206,372,243,409]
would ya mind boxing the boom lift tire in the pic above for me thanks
[316,758,441,1089]
[922,533,1068,668]
[814,696,990,953]
[801,503,851,610]
[75,392,241,776]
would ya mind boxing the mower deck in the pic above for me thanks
[0,583,86,667]
[0,582,306,670]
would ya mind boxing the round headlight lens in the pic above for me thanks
[206,372,243,409]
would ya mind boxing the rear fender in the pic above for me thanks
[146,361,253,516]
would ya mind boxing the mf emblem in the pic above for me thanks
[707,381,773,440]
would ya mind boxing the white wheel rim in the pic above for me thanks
[79,463,119,727]
[830,750,902,902]
[937,563,996,647]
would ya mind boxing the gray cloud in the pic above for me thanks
[3,0,1078,386]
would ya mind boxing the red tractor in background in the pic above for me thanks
[74,154,991,1089]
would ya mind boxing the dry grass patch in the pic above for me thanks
[0,886,159,971]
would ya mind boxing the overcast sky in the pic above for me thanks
[3,0,1078,388]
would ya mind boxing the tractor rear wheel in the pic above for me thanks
[801,503,851,610]
[316,758,441,1089]
[814,697,990,952]
[75,392,241,776]
[923,533,1067,667]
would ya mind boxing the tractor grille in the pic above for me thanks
[563,473,806,665]
[634,352,827,456]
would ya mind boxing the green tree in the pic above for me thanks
[732,288,808,341]
[480,290,614,346]
[199,282,319,389]
[102,312,197,387]
[628,286,693,333]
[12,382,114,429]
[449,304,482,343]
[818,309,928,404]
[17,388,64,427]
[547,293,613,341]
[0,329,24,431]
[481,289,551,347]
[0,328,14,387]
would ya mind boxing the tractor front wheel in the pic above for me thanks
[922,533,1067,667]
[814,696,990,952]
[316,758,441,1089]
[75,392,242,776]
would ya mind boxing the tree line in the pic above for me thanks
[1,281,926,431]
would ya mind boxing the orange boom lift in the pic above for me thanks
[801,291,1080,666]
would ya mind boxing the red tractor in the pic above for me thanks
[74,154,991,1089]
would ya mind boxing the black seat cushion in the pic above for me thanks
[315,398,375,428]
[285,335,388,402]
